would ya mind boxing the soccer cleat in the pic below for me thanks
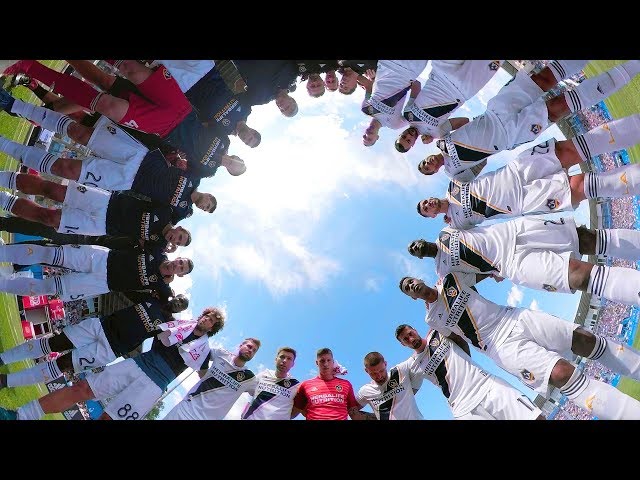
[0,406,17,420]
[0,87,15,113]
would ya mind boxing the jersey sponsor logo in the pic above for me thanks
[520,369,535,383]
[422,339,451,377]
[530,124,542,135]
[214,99,240,125]
[200,137,223,166]
[76,185,87,193]
[405,102,440,127]
[369,385,405,406]
[134,303,161,332]
[543,284,557,292]
[107,125,117,135]
[546,198,559,210]
[256,379,295,398]
[369,96,396,116]
[137,254,150,286]
[170,176,189,207]
[140,212,151,239]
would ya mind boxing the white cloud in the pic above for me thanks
[529,299,540,311]
[507,285,524,307]
[364,277,381,292]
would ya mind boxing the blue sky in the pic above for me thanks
[155,63,589,420]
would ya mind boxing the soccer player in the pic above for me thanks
[0,87,236,211]
[355,351,424,420]
[399,275,640,419]
[0,242,192,301]
[417,114,640,229]
[0,294,196,389]
[419,60,640,181]
[395,60,503,153]
[293,347,368,420]
[0,176,191,252]
[0,308,225,420]
[395,324,544,420]
[408,214,640,306]
[163,337,261,420]
[241,346,303,420]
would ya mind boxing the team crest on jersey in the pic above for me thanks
[284,379,291,388]
[429,336,440,348]
[222,118,230,127]
[489,60,500,71]
[440,233,450,242]
[237,371,245,381]
[107,125,117,135]
[150,234,159,241]
[406,112,415,122]
[162,68,172,80]
[520,369,535,383]
[178,200,187,208]
[451,186,460,196]
[149,274,158,283]
[388,379,399,389]
[530,124,542,135]
[76,184,87,193]
[367,105,375,115]
[335,384,343,392]
[298,65,306,73]
[546,198,559,210]
[543,284,557,292]
[446,286,458,298]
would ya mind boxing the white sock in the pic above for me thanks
[572,114,640,162]
[0,138,58,175]
[0,276,59,296]
[0,191,18,213]
[588,264,640,306]
[565,65,632,113]
[588,335,640,381]
[0,244,62,265]
[560,368,640,420]
[547,60,589,82]
[0,171,17,190]
[16,399,46,421]
[596,228,640,261]
[7,360,63,387]
[9,99,73,137]
[585,164,640,199]
[620,60,640,79]
[0,337,51,365]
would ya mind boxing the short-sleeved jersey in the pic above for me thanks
[293,376,360,420]
[234,60,298,106]
[356,360,423,420]
[131,149,199,223]
[434,220,520,278]
[106,247,172,299]
[338,60,379,75]
[101,297,172,357]
[241,369,301,420]
[408,329,493,417]
[105,193,172,248]
[438,125,501,181]
[181,348,258,420]
[425,272,518,352]
[163,111,230,179]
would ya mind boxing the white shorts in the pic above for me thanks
[59,272,109,301]
[431,60,500,100]
[488,308,579,394]
[63,316,117,372]
[489,69,545,119]
[158,60,215,92]
[86,358,162,420]
[505,216,580,293]
[58,245,110,301]
[456,376,542,420]
[378,60,428,81]
[82,116,147,190]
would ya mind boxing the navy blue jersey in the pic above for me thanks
[186,68,252,131]
[295,60,340,76]
[105,192,172,249]
[163,110,230,179]
[131,150,198,223]
[106,246,172,298]
[234,60,298,106]
[101,297,173,356]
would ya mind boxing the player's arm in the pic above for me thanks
[469,159,487,177]
[348,406,377,420]
[290,406,304,419]
[474,273,495,283]
[446,331,471,356]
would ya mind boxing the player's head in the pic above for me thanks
[196,306,226,336]
[164,225,191,247]
[238,124,261,148]
[364,351,388,385]
[275,90,298,117]
[168,294,189,313]
[306,74,326,97]
[399,276,436,301]
[238,337,261,362]
[407,239,437,259]
[395,127,419,153]
[324,70,338,92]
[161,257,194,277]
[362,120,380,146]
[395,324,423,350]
[275,347,297,375]
[194,192,217,213]
[316,347,334,374]
[417,198,441,218]
[418,154,442,175]
[338,68,358,95]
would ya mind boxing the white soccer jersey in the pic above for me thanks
[425,271,518,352]
[406,60,501,137]
[361,60,427,129]
[158,60,215,92]
[446,140,571,229]
[241,369,301,420]
[408,329,493,418]
[163,348,258,420]
[356,359,423,420]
